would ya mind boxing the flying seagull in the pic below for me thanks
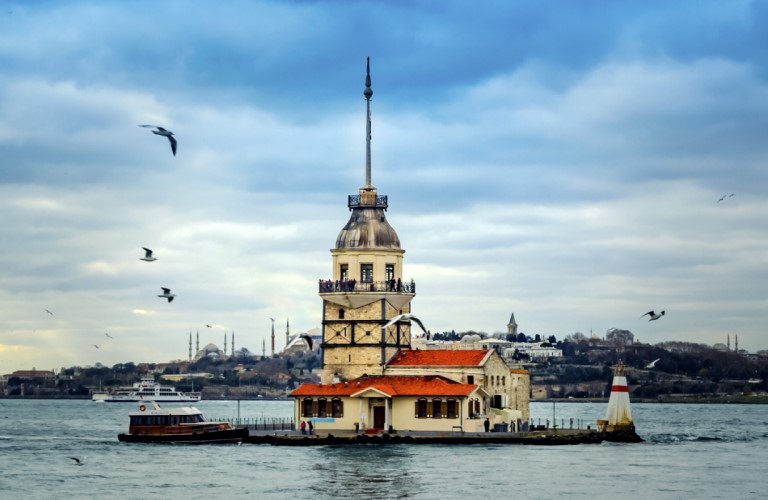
[140,247,157,262]
[68,456,85,466]
[93,344,101,349]
[157,287,175,302]
[45,309,53,315]
[104,332,113,339]
[383,314,428,334]
[646,358,661,369]
[299,333,313,350]
[139,125,177,156]
[717,193,735,202]
[640,310,665,321]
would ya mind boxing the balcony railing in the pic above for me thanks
[319,279,415,294]
[348,194,388,210]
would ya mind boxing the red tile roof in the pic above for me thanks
[290,375,478,398]
[386,349,490,367]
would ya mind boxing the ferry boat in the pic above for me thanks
[117,402,248,444]
[92,377,201,403]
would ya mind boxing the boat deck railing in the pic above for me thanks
[212,417,295,431]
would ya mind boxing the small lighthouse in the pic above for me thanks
[597,362,643,442]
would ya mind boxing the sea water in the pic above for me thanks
[1,399,766,499]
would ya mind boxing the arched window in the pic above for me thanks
[432,398,442,418]
[331,398,343,418]
[318,398,328,418]
[302,398,313,418]
[447,399,457,418]
[415,398,428,418]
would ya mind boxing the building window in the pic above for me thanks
[339,309,345,319]
[432,398,443,418]
[467,375,474,384]
[416,398,428,418]
[360,264,373,283]
[447,399,457,418]
[303,399,313,418]
[332,398,344,418]
[385,264,394,282]
[340,264,348,281]
[502,376,505,386]
[318,398,327,417]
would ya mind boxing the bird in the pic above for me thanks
[157,287,175,302]
[104,332,113,339]
[68,456,85,466]
[717,193,735,202]
[646,358,661,369]
[93,344,101,349]
[640,310,665,321]
[45,309,53,315]
[140,247,157,262]
[206,324,212,328]
[383,314,428,334]
[139,125,177,156]
[299,334,313,350]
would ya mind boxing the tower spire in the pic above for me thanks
[363,56,373,189]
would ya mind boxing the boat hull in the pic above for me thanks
[118,427,248,444]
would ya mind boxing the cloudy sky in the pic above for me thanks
[2,1,767,374]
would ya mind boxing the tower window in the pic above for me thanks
[385,264,394,282]
[339,309,345,319]
[340,264,348,281]
[360,264,373,283]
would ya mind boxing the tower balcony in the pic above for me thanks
[318,279,415,294]
[348,194,388,210]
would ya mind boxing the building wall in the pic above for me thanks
[330,248,404,282]
[293,394,488,433]
[321,298,412,384]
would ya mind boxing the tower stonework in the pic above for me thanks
[318,59,416,384]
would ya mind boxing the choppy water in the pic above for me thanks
[1,399,766,499]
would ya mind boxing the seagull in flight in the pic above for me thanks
[646,358,661,369]
[68,456,85,466]
[139,125,177,156]
[44,309,54,316]
[104,332,113,339]
[158,287,175,302]
[640,310,665,321]
[93,344,101,349]
[299,333,313,350]
[717,193,735,202]
[383,314,428,334]
[140,247,157,262]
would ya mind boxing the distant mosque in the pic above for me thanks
[290,59,530,434]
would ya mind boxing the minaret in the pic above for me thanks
[270,318,275,356]
[727,334,731,351]
[231,331,235,356]
[286,318,290,348]
[262,339,266,358]
[318,58,415,384]
[196,331,199,354]
[188,331,192,361]
[735,334,738,353]
[224,332,227,354]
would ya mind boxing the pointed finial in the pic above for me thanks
[364,56,373,100]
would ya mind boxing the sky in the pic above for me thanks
[1,0,767,374]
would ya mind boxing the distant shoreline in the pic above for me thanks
[541,396,768,404]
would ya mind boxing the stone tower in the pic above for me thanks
[318,58,416,384]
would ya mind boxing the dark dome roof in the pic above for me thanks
[335,207,401,249]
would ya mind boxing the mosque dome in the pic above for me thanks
[335,207,401,250]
